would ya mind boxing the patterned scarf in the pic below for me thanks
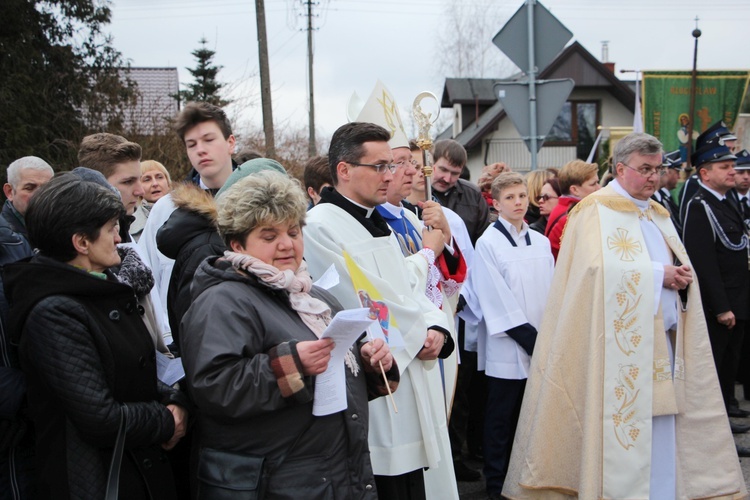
[224,251,361,376]
[224,251,332,337]
[114,246,155,298]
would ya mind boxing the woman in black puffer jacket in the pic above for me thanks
[4,175,188,499]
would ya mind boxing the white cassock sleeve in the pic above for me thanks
[462,236,528,337]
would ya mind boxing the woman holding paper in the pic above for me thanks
[180,171,397,499]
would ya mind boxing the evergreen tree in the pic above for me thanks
[0,0,136,169]
[178,38,230,107]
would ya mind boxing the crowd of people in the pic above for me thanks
[0,82,748,500]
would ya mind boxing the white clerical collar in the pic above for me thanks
[496,214,528,239]
[697,181,726,201]
[380,201,404,218]
[342,194,376,217]
[610,179,650,211]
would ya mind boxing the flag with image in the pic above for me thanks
[342,251,405,348]
[642,71,749,157]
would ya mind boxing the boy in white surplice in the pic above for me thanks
[459,172,554,499]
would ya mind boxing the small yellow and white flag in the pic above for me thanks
[343,251,405,347]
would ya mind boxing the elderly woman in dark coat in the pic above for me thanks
[3,175,188,499]
[180,170,398,499]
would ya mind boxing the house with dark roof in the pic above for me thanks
[438,41,636,177]
[122,67,180,135]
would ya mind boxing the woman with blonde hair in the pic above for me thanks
[524,169,555,225]
[140,160,172,206]
[529,177,561,234]
[181,170,398,499]
[130,160,173,242]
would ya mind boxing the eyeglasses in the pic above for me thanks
[622,163,667,178]
[537,194,558,202]
[347,162,397,174]
[394,159,419,169]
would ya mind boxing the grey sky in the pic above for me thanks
[109,0,750,144]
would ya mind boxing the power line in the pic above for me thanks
[113,0,749,21]
[115,0,750,10]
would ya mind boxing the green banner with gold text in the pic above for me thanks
[642,71,749,161]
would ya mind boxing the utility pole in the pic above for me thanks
[306,0,316,156]
[255,0,275,157]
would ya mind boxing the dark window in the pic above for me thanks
[548,102,573,142]
[546,101,600,160]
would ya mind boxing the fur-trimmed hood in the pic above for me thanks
[156,184,220,261]
[170,183,218,222]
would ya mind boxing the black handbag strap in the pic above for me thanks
[106,405,128,500]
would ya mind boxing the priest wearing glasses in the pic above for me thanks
[503,133,745,499]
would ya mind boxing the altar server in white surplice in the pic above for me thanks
[459,172,554,499]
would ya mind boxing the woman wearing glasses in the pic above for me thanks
[529,178,561,234]
[524,170,555,225]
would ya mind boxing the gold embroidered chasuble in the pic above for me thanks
[503,185,746,500]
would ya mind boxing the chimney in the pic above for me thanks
[601,41,615,72]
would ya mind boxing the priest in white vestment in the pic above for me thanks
[348,82,461,498]
[303,122,457,500]
[503,133,746,499]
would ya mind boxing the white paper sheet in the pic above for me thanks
[156,350,185,386]
[313,308,377,416]
[312,264,339,290]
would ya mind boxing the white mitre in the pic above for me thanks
[346,80,410,149]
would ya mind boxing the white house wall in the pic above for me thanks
[467,88,634,179]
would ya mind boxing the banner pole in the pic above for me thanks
[687,18,701,169]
